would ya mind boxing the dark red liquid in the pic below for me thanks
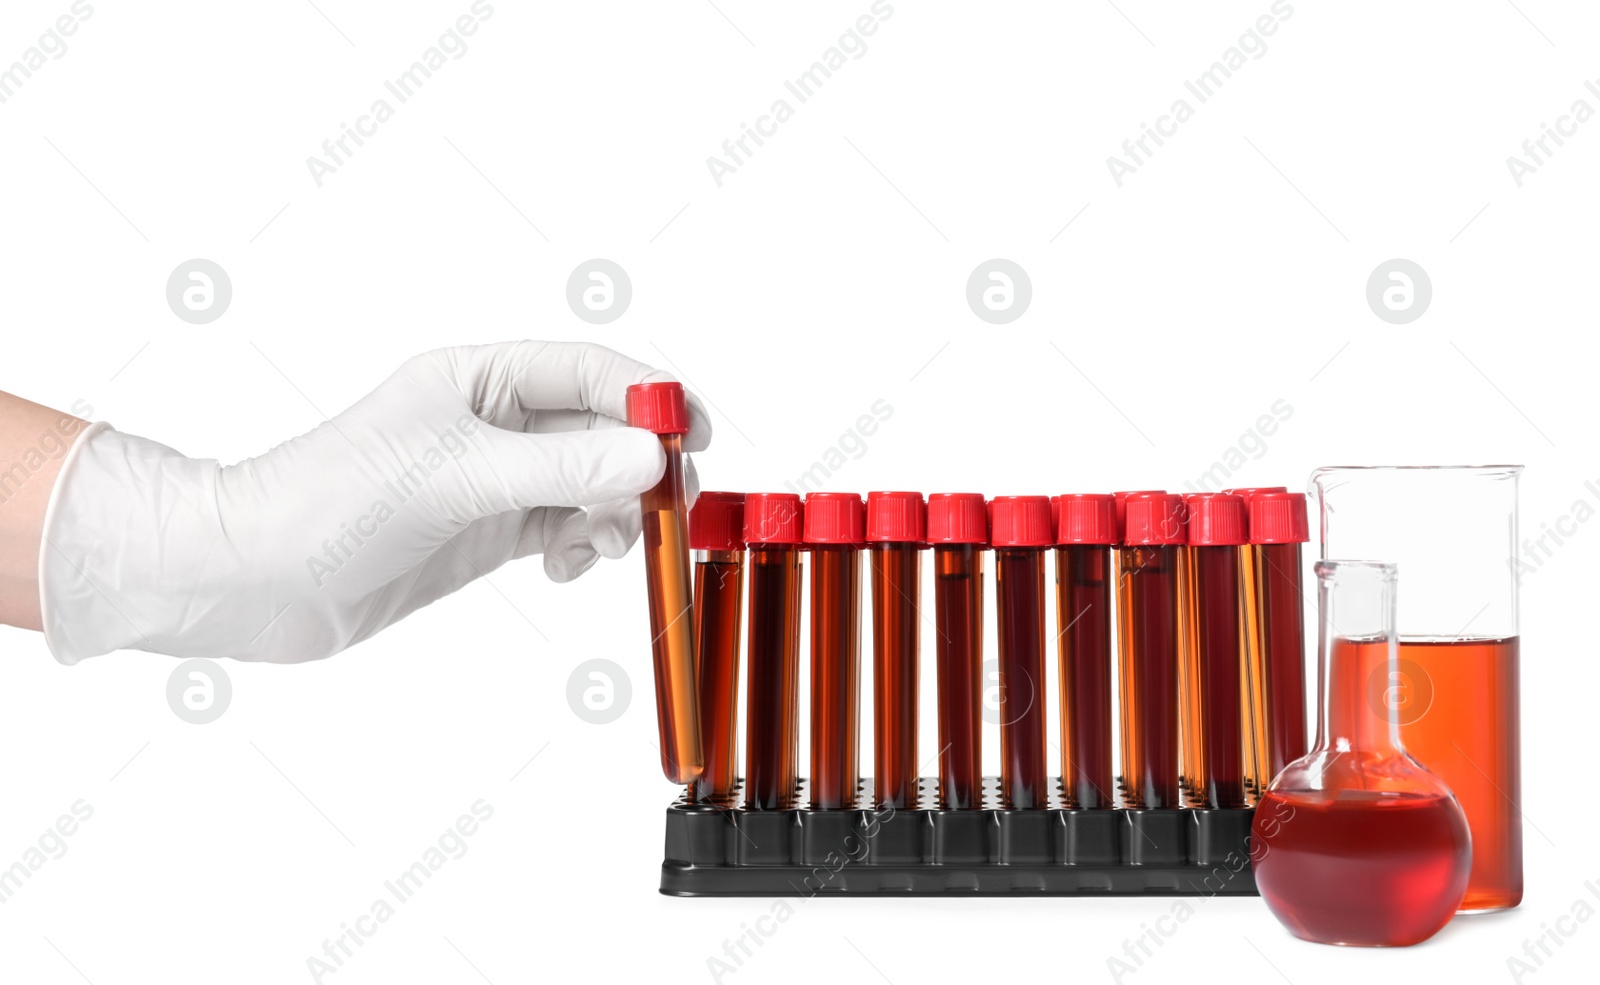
[1055,545,1113,809]
[809,545,861,809]
[691,553,744,803]
[1193,545,1245,808]
[1259,543,1308,780]
[744,547,801,810]
[871,543,921,809]
[1117,545,1179,809]
[934,545,984,809]
[1252,789,1471,946]
[995,548,1047,809]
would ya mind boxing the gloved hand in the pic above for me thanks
[39,341,710,663]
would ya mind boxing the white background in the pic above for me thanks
[2,1,1596,983]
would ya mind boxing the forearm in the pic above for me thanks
[0,391,89,630]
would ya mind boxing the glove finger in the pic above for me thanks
[681,390,713,453]
[588,449,701,559]
[586,497,640,560]
[541,507,599,583]
[468,426,664,514]
[525,392,712,455]
[513,506,570,559]
[478,340,669,420]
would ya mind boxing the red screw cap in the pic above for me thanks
[1186,493,1248,546]
[989,496,1053,547]
[927,493,988,545]
[743,493,804,544]
[625,381,690,435]
[1056,493,1118,545]
[803,493,865,544]
[866,491,926,543]
[1123,493,1186,546]
[689,492,746,551]
[1249,491,1310,545]
[1113,490,1166,544]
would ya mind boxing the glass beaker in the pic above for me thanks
[1309,465,1522,912]
[1253,561,1471,947]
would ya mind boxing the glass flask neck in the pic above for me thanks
[1314,560,1404,757]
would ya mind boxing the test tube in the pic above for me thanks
[625,382,702,784]
[1117,493,1184,809]
[990,496,1052,810]
[927,493,987,810]
[804,493,865,810]
[689,492,746,804]
[1247,492,1309,788]
[1054,494,1117,809]
[867,491,926,810]
[1185,493,1249,809]
[1112,490,1164,805]
[742,493,804,810]
[1224,485,1288,800]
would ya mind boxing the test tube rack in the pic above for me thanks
[662,778,1257,896]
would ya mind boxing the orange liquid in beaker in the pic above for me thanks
[1396,637,1522,911]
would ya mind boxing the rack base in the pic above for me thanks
[662,778,1258,897]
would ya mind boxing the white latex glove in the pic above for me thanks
[39,341,710,664]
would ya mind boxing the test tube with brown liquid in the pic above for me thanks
[625,382,702,784]
[688,492,746,804]
[742,493,804,810]
[1054,494,1117,810]
[867,491,925,810]
[1223,486,1288,801]
[1246,492,1309,791]
[1184,493,1249,809]
[1112,490,1164,804]
[927,493,987,810]
[804,493,865,810]
[1117,493,1184,809]
[990,496,1052,810]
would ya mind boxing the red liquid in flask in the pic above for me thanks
[1254,562,1470,947]
[1253,788,1470,947]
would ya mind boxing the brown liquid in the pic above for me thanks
[1055,545,1113,809]
[691,552,744,803]
[1191,545,1245,808]
[934,545,984,809]
[1176,545,1203,803]
[809,545,862,809]
[744,547,802,810]
[640,434,702,784]
[996,547,1048,809]
[1243,543,1308,799]
[1117,545,1180,809]
[871,543,921,809]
